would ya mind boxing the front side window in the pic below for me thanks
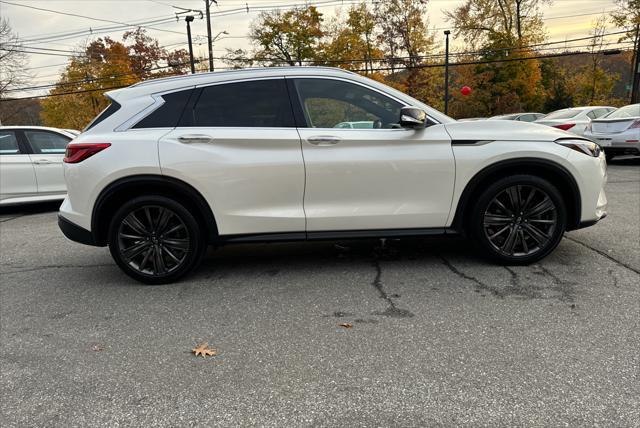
[24,131,71,154]
[181,79,295,128]
[293,78,403,129]
[0,130,20,155]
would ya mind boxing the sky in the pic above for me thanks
[0,0,622,97]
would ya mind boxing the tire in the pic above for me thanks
[469,175,567,265]
[108,195,206,284]
[605,153,615,162]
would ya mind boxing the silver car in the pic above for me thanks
[584,104,640,160]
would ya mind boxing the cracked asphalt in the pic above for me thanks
[1,158,639,427]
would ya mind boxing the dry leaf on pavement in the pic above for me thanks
[192,343,217,357]
[338,323,353,329]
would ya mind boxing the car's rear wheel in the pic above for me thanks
[469,175,566,265]
[108,196,206,284]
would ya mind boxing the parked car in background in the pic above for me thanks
[334,121,375,129]
[534,106,616,136]
[488,113,546,122]
[57,67,607,284]
[584,104,640,160]
[457,117,487,122]
[0,126,75,205]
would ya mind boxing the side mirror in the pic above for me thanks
[400,106,427,129]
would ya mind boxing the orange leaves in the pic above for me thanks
[192,343,217,358]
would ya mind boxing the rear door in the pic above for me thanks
[290,77,455,232]
[0,129,38,203]
[158,78,306,236]
[23,129,70,195]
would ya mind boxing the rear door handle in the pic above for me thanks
[177,134,214,144]
[33,159,52,164]
[307,136,342,146]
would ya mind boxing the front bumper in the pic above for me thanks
[58,215,99,246]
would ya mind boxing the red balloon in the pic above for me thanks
[461,86,472,96]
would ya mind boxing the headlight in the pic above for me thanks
[555,138,601,157]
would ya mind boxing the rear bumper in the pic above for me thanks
[58,215,100,246]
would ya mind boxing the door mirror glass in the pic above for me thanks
[400,106,427,129]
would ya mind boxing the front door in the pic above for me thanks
[290,77,455,232]
[158,78,306,236]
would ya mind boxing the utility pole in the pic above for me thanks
[185,15,196,74]
[444,30,450,116]
[205,0,217,72]
[631,24,640,104]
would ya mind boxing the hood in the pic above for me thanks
[445,120,582,142]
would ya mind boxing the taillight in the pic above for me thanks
[629,119,640,129]
[553,123,576,131]
[64,143,111,163]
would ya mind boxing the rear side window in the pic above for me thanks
[85,101,121,131]
[0,130,20,155]
[545,109,580,120]
[180,79,295,128]
[133,89,193,129]
[24,130,71,154]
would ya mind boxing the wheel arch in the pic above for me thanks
[91,174,218,246]
[451,158,582,233]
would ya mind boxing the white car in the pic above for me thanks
[534,106,616,136]
[58,67,608,284]
[0,126,75,205]
[584,104,640,160]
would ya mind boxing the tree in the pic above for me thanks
[445,0,549,48]
[611,0,640,101]
[41,29,190,129]
[250,7,324,66]
[570,16,618,105]
[318,3,383,72]
[0,19,29,100]
[375,0,434,70]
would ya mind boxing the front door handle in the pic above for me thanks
[33,159,52,164]
[177,134,214,144]
[307,136,342,146]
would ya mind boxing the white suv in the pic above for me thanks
[58,67,608,284]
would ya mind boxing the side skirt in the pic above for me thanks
[217,227,459,245]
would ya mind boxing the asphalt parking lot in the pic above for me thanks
[1,158,639,427]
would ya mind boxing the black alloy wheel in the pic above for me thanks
[108,196,205,284]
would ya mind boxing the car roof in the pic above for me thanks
[0,125,72,133]
[108,66,358,101]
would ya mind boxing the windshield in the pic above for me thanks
[489,114,518,120]
[544,109,581,120]
[604,104,640,119]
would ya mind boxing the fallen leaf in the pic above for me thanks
[192,343,217,358]
[338,323,353,329]
[91,344,103,352]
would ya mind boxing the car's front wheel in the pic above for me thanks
[108,196,206,284]
[469,175,566,265]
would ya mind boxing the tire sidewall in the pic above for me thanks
[108,195,205,284]
[470,175,567,265]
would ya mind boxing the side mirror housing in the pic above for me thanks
[400,106,427,129]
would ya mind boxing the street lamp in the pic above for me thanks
[210,30,228,72]
[185,15,196,74]
[444,30,451,116]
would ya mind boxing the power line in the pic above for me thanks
[0,0,187,36]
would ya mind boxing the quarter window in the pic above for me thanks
[293,79,403,129]
[0,130,20,155]
[134,89,193,128]
[25,130,71,154]
[181,79,295,128]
